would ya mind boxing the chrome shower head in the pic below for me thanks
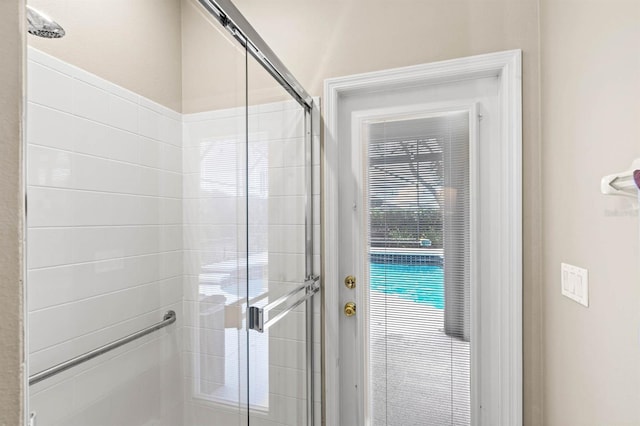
[27,6,65,39]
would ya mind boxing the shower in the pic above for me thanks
[26,5,65,39]
[23,0,321,424]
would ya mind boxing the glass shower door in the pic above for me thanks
[182,2,319,423]
[245,55,319,426]
[181,2,250,423]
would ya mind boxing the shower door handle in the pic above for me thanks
[248,275,320,333]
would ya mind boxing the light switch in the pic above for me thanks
[561,263,589,307]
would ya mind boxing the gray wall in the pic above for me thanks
[28,0,183,112]
[0,0,24,424]
[540,0,640,424]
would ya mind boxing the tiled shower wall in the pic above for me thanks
[27,48,321,426]
[27,48,184,426]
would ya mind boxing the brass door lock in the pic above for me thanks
[344,275,356,289]
[344,302,356,317]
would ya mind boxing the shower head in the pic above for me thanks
[26,6,65,39]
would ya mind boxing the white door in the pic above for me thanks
[324,51,522,426]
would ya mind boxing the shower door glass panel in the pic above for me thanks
[181,1,249,423]
[246,54,311,426]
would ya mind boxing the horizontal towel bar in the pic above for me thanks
[29,310,176,386]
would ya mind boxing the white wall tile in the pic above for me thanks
[28,145,73,189]
[28,62,74,112]
[28,228,74,269]
[27,103,75,151]
[139,136,161,169]
[30,379,75,426]
[108,94,139,133]
[72,80,110,123]
[139,107,162,141]
[160,116,182,146]
[161,143,182,173]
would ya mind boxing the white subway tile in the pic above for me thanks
[139,107,161,141]
[108,94,139,133]
[111,161,142,196]
[70,191,115,226]
[82,257,128,296]
[27,103,75,151]
[139,167,161,196]
[27,227,74,269]
[27,265,78,312]
[158,251,183,280]
[126,254,160,286]
[159,171,182,199]
[72,80,110,124]
[139,136,161,169]
[106,127,140,164]
[70,227,127,264]
[27,187,75,227]
[160,116,182,146]
[72,117,112,157]
[136,196,160,225]
[28,145,73,189]
[29,304,76,352]
[159,225,182,253]
[160,143,182,173]
[28,62,73,112]
[182,146,203,173]
[29,378,75,426]
[159,198,182,224]
[71,153,111,193]
[28,47,74,77]
[110,160,142,195]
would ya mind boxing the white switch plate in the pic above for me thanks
[561,263,589,307]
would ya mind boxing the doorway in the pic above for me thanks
[323,51,522,426]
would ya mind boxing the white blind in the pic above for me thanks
[368,112,471,425]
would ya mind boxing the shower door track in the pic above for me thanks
[28,310,177,386]
[197,0,314,111]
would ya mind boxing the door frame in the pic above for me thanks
[322,50,522,426]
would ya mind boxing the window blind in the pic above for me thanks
[367,112,471,425]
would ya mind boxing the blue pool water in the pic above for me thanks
[370,262,444,309]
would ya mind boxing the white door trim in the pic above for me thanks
[322,50,522,426]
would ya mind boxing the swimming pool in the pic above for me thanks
[370,262,444,309]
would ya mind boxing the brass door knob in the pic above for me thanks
[344,302,356,317]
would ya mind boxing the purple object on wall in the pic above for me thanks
[634,170,640,190]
